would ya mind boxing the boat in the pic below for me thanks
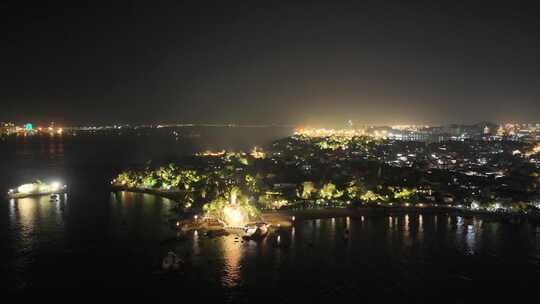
[7,181,67,199]
[162,251,183,271]
[243,222,269,240]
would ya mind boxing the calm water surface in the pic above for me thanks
[1,129,540,303]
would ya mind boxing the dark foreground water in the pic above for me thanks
[1,128,540,303]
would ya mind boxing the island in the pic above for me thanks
[111,129,540,231]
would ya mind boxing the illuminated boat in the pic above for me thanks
[7,181,67,199]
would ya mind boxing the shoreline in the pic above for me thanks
[111,186,184,201]
[112,187,540,226]
[262,206,539,227]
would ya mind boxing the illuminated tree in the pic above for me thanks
[319,182,344,200]
[173,170,201,190]
[360,190,379,202]
[115,172,132,185]
[245,174,262,194]
[391,187,417,201]
[297,181,317,199]
[114,170,141,188]
[258,192,289,210]
[142,174,158,188]
[345,179,367,200]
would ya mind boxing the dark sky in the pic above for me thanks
[2,1,540,126]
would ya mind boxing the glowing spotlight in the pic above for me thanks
[50,181,61,191]
[223,206,247,227]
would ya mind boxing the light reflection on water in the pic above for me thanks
[192,230,200,256]
[466,224,476,255]
[9,196,67,241]
[4,192,540,300]
[171,213,540,296]
[219,234,242,288]
[404,214,410,232]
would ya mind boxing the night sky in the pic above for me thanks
[2,1,540,126]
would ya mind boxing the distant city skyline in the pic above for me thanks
[3,119,540,129]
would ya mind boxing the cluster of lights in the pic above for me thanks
[391,125,431,131]
[223,205,247,227]
[196,150,226,157]
[497,123,540,138]
[294,128,367,138]
[250,147,266,159]
[15,126,64,135]
[294,127,395,140]
[525,143,540,156]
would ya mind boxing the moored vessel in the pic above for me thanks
[7,181,67,199]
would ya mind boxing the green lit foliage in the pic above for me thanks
[390,187,417,200]
[245,174,261,194]
[174,170,201,190]
[319,182,344,200]
[113,164,203,193]
[315,137,350,151]
[202,196,228,225]
[258,192,289,210]
[360,190,380,202]
[345,179,367,200]
[297,181,317,199]
[200,168,239,200]
[114,170,142,188]
[224,152,249,166]
[238,156,249,166]
[357,186,417,205]
[141,174,158,188]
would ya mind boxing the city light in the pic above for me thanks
[196,150,227,157]
[294,128,367,138]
